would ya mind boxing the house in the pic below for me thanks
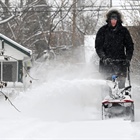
[0,33,32,91]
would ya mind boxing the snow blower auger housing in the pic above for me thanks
[102,77,134,122]
[102,89,134,122]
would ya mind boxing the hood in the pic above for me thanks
[105,8,123,24]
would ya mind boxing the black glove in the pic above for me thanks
[123,59,130,67]
[102,58,112,65]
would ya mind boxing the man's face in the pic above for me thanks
[110,19,117,27]
[110,13,118,27]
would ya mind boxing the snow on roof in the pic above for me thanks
[0,33,32,57]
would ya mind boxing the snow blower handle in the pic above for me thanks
[124,85,131,91]
[127,66,131,87]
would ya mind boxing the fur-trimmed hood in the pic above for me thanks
[105,8,123,23]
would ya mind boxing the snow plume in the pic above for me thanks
[1,61,140,139]
[14,60,140,122]
[16,61,108,121]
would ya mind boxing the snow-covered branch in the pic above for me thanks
[0,15,15,25]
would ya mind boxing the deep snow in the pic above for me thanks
[0,62,140,139]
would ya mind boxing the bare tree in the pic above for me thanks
[121,0,140,75]
[0,0,106,62]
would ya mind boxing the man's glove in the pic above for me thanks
[123,59,130,67]
[102,58,112,65]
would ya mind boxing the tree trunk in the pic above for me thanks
[72,0,77,48]
[5,0,9,7]
[20,0,23,7]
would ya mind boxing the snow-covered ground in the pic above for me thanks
[0,62,140,139]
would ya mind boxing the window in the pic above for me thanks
[0,62,17,82]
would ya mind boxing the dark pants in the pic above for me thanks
[100,61,127,89]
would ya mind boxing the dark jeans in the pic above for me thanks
[103,65,127,89]
[103,73,126,89]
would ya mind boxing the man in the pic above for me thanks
[95,9,134,89]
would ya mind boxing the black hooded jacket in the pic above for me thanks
[95,10,134,74]
[95,24,134,60]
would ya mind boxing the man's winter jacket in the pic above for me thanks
[95,23,134,75]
